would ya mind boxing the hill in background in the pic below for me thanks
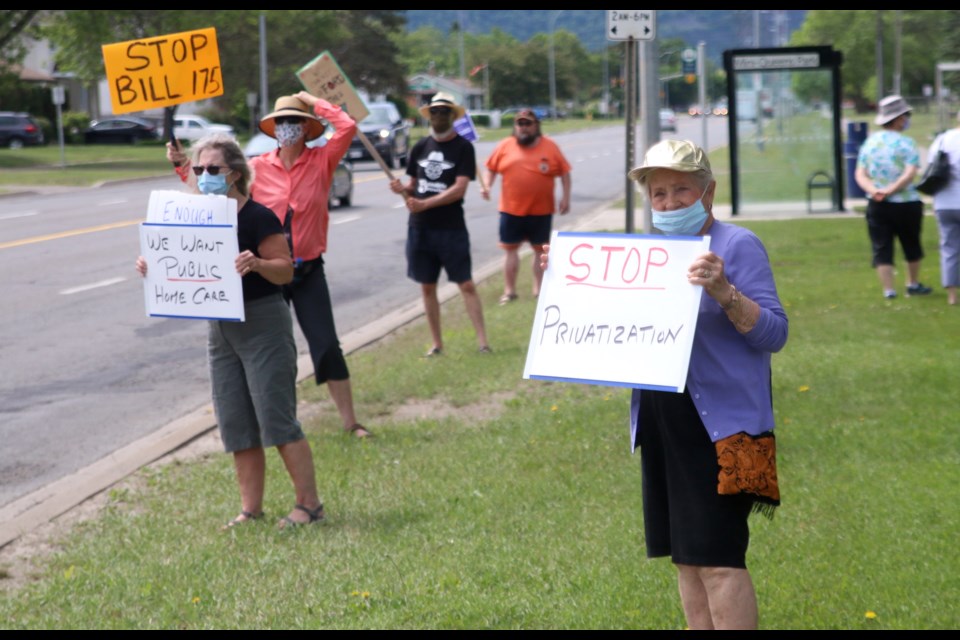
[404,10,807,64]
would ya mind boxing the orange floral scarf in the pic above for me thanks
[715,431,780,519]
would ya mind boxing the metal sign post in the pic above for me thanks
[51,85,66,168]
[607,10,655,233]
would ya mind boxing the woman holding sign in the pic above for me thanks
[143,133,326,530]
[543,139,788,629]
[169,92,373,439]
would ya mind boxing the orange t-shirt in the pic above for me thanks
[484,135,571,216]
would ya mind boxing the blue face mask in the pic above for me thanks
[652,198,709,236]
[198,171,230,196]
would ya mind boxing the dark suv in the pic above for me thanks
[347,102,411,170]
[0,112,46,149]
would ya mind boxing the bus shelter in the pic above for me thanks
[722,46,844,216]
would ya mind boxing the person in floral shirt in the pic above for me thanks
[855,94,932,299]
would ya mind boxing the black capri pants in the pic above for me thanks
[865,199,925,267]
[282,256,350,385]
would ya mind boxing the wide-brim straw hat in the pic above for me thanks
[875,94,912,126]
[418,91,466,120]
[260,96,326,141]
[627,139,711,185]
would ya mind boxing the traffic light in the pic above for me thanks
[685,74,696,84]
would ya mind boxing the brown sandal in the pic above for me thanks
[278,503,326,529]
[346,423,374,438]
[222,510,263,531]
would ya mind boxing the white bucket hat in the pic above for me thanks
[875,95,912,126]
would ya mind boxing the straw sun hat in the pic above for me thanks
[418,92,466,120]
[259,95,327,141]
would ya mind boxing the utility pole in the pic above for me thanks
[457,11,466,83]
[259,13,268,120]
[893,10,902,96]
[698,41,708,150]
[625,38,637,234]
[549,10,564,121]
[876,11,885,100]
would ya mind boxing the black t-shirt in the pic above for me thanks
[236,198,285,302]
[405,134,476,230]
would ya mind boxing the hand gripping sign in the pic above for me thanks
[523,231,710,393]
[296,51,401,179]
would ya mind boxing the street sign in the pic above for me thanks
[606,10,656,41]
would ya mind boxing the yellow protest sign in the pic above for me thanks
[102,27,223,114]
[297,51,369,122]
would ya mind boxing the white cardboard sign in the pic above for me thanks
[523,230,710,392]
[139,190,243,321]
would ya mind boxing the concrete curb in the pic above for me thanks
[0,199,622,549]
[2,195,866,548]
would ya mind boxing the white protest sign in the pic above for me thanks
[140,190,243,322]
[523,230,710,392]
[146,190,237,226]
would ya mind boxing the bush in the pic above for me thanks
[62,111,91,144]
[471,113,491,127]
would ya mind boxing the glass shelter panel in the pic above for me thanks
[736,69,836,213]
[724,47,844,216]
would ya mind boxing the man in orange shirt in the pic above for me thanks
[481,108,572,305]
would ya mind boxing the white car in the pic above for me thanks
[170,114,235,141]
[659,108,678,132]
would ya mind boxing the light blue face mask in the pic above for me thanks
[198,171,230,196]
[652,198,709,236]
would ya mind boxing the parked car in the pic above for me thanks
[170,114,235,141]
[502,105,567,120]
[659,108,678,132]
[0,111,46,149]
[347,102,411,169]
[83,116,161,144]
[243,132,353,209]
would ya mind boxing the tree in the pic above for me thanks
[36,10,408,125]
[790,10,951,112]
[0,9,41,72]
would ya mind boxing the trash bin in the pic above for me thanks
[845,121,868,199]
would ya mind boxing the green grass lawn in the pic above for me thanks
[0,216,956,629]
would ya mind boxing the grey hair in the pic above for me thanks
[189,133,251,197]
[641,167,714,198]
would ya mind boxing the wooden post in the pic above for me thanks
[356,133,395,181]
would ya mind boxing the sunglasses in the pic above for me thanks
[429,107,452,115]
[515,119,535,126]
[192,165,231,176]
[274,116,305,125]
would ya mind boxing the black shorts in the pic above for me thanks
[865,199,925,266]
[406,226,473,284]
[499,212,553,248]
[638,389,754,568]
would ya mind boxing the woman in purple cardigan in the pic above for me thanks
[627,139,788,630]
